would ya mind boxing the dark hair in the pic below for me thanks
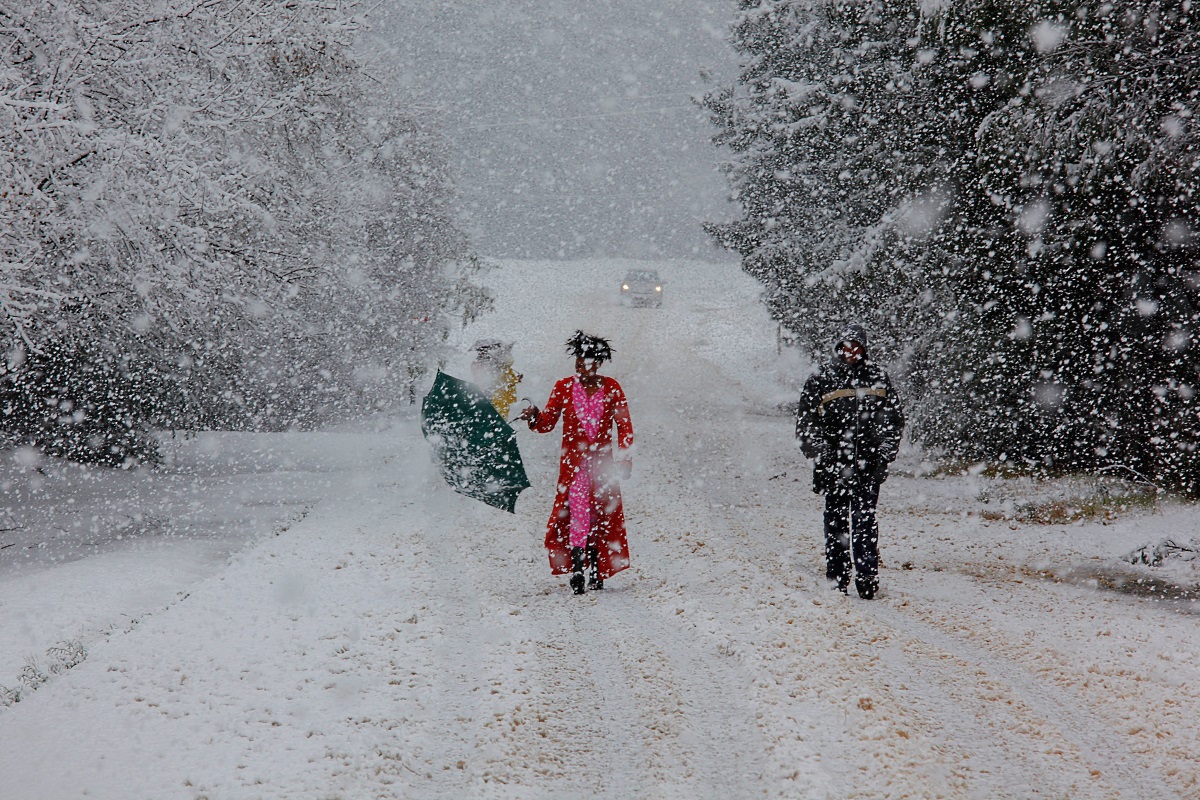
[565,330,614,362]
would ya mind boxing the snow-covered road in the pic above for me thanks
[1,258,1197,798]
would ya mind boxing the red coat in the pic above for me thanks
[528,375,634,580]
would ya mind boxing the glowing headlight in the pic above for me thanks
[655,286,662,292]
[622,284,629,290]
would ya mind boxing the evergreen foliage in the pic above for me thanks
[707,0,1200,493]
[1,339,161,467]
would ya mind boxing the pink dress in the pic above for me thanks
[568,380,605,548]
[526,375,634,580]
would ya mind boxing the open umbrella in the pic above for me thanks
[420,370,531,513]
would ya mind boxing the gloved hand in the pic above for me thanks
[835,465,858,489]
[519,405,540,425]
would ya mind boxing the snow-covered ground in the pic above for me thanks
[1,258,1198,799]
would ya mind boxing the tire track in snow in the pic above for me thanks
[378,476,682,797]
[452,511,770,798]
[613,294,1164,798]
[869,598,1161,800]
[890,561,1200,798]
[615,292,900,794]
[329,489,553,797]
[579,580,771,799]
[655,430,1158,798]
[322,502,498,798]
[498,595,654,798]
[670,459,1170,800]
[631,498,978,797]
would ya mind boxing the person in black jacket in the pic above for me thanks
[795,323,904,599]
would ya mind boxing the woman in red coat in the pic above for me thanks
[520,331,634,595]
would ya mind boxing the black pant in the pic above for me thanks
[823,482,880,586]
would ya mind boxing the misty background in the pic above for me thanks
[364,0,739,260]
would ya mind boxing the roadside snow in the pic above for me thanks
[1,258,1197,799]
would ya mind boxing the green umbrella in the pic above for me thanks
[420,370,531,513]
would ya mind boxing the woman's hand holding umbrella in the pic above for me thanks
[517,402,540,426]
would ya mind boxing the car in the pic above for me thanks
[619,269,664,307]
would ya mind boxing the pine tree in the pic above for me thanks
[704,0,951,367]
[707,0,1200,493]
[918,1,1200,491]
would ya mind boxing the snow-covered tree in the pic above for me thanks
[1,0,486,463]
[917,0,1200,491]
[704,0,959,378]
[707,0,1200,493]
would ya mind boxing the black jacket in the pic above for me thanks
[796,356,905,494]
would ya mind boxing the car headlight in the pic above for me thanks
[622,284,629,291]
[655,286,662,292]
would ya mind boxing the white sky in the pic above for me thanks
[363,0,739,259]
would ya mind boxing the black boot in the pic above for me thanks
[855,575,878,600]
[586,546,603,591]
[570,547,586,595]
[827,568,850,595]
